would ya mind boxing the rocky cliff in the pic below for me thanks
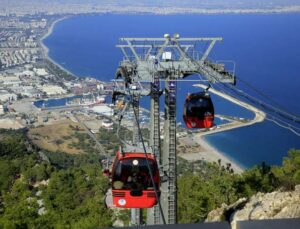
[206,185,300,229]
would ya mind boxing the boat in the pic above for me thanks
[66,95,106,107]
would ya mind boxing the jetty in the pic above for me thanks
[193,84,266,136]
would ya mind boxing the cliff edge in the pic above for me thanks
[206,185,300,229]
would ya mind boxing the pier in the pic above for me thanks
[194,84,266,137]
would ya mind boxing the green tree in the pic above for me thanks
[0,180,39,228]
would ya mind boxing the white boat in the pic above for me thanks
[66,95,106,107]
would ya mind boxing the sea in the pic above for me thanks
[43,14,300,169]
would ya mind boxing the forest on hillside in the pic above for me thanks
[0,129,299,228]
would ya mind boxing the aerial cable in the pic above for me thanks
[116,100,131,146]
[219,82,300,125]
[201,74,300,137]
[127,89,167,225]
[214,81,300,136]
[235,76,300,120]
[233,84,299,124]
[114,88,166,221]
[265,116,300,137]
[264,111,300,132]
[196,61,296,123]
[217,81,300,126]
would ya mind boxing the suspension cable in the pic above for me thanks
[127,89,167,225]
[116,100,132,146]
[194,68,300,137]
[265,116,300,137]
[236,76,300,119]
[222,82,300,124]
[193,55,300,125]
[212,80,300,136]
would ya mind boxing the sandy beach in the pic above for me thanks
[40,16,75,76]
[178,83,268,174]
[179,135,244,174]
[196,136,244,173]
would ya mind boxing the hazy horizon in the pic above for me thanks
[1,0,300,9]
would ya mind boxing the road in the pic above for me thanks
[72,114,107,156]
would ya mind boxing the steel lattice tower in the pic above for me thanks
[113,34,236,225]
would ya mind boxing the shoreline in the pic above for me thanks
[39,15,266,174]
[40,16,75,76]
[200,136,245,173]
[179,135,245,174]
[182,84,267,173]
[40,16,251,174]
[194,84,266,137]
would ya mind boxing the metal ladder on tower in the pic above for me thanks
[167,77,177,224]
[148,74,162,224]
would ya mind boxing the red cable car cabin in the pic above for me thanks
[183,91,214,129]
[111,150,160,208]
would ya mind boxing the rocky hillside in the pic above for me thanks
[206,185,300,229]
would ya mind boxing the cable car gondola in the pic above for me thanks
[111,150,160,208]
[183,91,214,129]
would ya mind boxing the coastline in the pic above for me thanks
[181,84,267,173]
[41,16,250,174]
[40,16,75,76]
[194,84,266,137]
[39,14,289,175]
[179,135,245,174]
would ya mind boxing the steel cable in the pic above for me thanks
[127,89,167,225]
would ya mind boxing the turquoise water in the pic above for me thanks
[44,14,300,168]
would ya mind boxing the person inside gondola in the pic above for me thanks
[112,158,158,191]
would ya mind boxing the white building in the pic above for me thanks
[40,85,67,96]
[12,85,41,98]
[0,75,21,83]
[92,105,113,117]
[97,84,104,90]
[64,82,72,88]
[24,64,33,70]
[17,70,35,77]
[33,68,48,76]
[102,119,114,129]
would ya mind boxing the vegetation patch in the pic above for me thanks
[0,129,299,227]
[28,120,89,154]
[0,129,114,228]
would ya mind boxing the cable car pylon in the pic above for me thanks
[111,34,236,225]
